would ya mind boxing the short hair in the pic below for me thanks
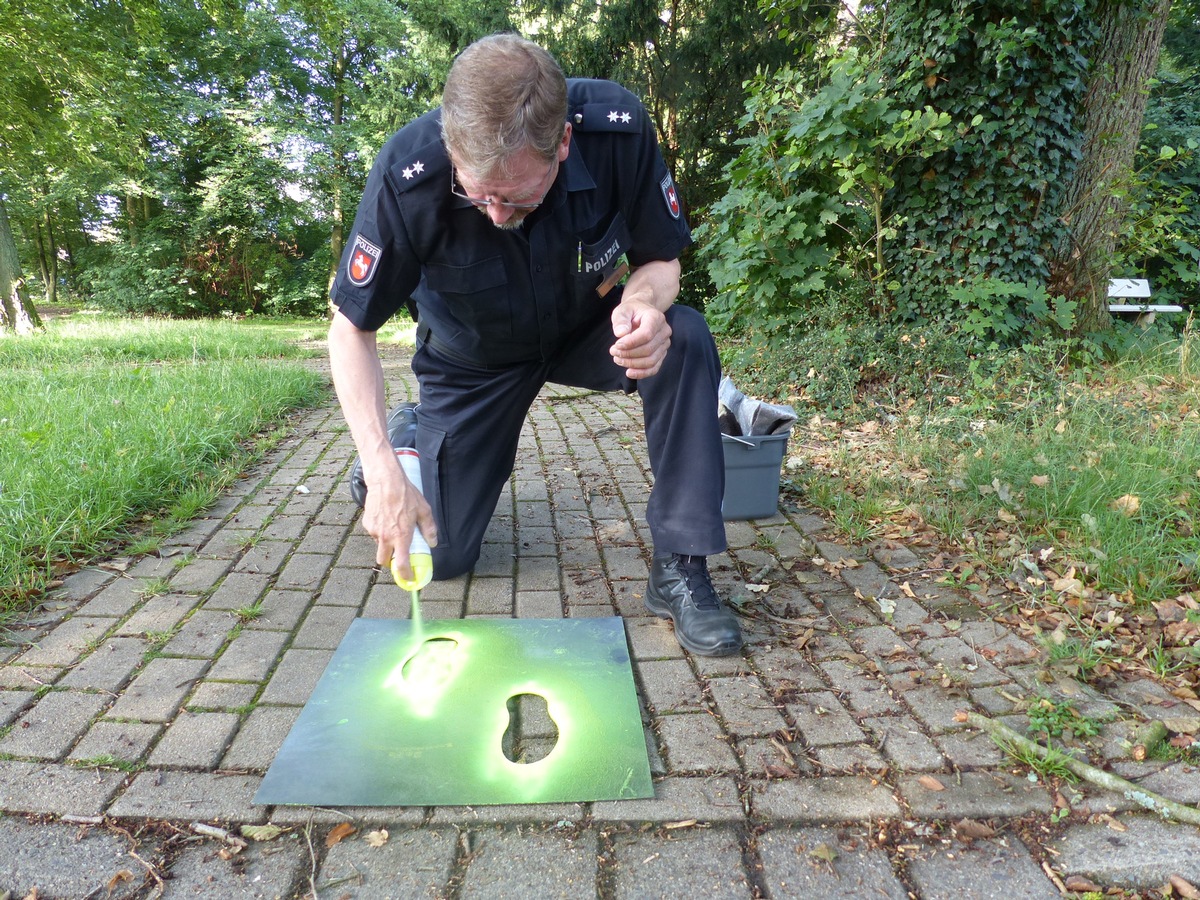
[441,34,568,180]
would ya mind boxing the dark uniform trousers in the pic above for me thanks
[410,304,726,579]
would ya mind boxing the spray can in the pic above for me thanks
[389,447,433,591]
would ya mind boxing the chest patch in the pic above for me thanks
[660,173,681,220]
[348,233,382,287]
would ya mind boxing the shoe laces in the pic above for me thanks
[675,555,721,611]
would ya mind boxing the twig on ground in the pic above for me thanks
[957,710,1200,826]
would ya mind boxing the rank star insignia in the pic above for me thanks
[620,112,632,123]
[608,110,619,122]
[402,160,424,179]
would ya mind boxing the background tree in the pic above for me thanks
[1049,0,1175,331]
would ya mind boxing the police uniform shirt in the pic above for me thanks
[331,78,692,367]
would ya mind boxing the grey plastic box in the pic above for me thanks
[721,432,789,520]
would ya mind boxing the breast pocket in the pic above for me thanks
[575,214,632,298]
[424,256,512,338]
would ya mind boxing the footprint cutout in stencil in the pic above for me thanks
[400,637,459,688]
[501,692,559,764]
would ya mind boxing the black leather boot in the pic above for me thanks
[645,554,743,656]
[348,402,418,508]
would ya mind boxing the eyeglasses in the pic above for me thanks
[450,159,557,211]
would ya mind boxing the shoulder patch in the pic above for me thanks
[570,103,642,133]
[660,173,681,220]
[386,141,447,193]
[347,233,382,287]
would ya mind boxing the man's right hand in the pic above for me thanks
[362,462,437,583]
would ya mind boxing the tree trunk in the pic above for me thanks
[1051,0,1172,332]
[327,43,348,304]
[0,195,42,333]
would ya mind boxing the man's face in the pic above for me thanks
[450,126,572,230]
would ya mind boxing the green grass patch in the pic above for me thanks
[0,317,327,613]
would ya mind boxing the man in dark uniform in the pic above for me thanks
[328,33,742,656]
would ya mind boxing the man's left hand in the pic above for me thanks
[611,296,672,378]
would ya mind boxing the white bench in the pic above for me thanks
[1108,278,1183,320]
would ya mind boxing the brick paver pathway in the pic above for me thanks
[2,346,1197,898]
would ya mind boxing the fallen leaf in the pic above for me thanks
[325,822,357,847]
[918,775,946,792]
[1055,419,1068,434]
[1030,475,1050,488]
[953,818,996,841]
[746,583,770,593]
[106,870,134,894]
[1170,875,1200,899]
[1065,875,1103,893]
[664,820,697,829]
[241,824,286,842]
[365,829,389,848]
[809,842,839,863]
[1111,494,1141,516]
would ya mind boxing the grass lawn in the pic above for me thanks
[0,315,329,615]
[746,326,1200,712]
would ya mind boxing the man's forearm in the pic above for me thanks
[328,311,398,485]
[622,258,681,314]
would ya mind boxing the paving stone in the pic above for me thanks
[188,680,260,711]
[162,609,236,658]
[0,689,109,759]
[636,658,703,714]
[813,743,889,774]
[609,825,750,898]
[934,729,1007,767]
[818,659,902,716]
[293,603,359,649]
[69,720,161,764]
[786,691,865,746]
[236,539,294,576]
[515,589,564,618]
[208,629,289,682]
[16,616,114,667]
[0,817,143,899]
[314,827,457,898]
[77,577,147,617]
[898,683,970,734]
[108,770,266,824]
[169,555,236,593]
[656,712,739,773]
[160,834,309,899]
[0,760,124,817]
[318,566,375,606]
[757,825,908,898]
[905,837,1059,899]
[737,735,812,777]
[0,688,35,727]
[624,618,686,660]
[899,771,1052,819]
[244,588,313,631]
[751,775,901,822]
[427,801,587,827]
[277,551,333,590]
[707,674,789,736]
[751,645,827,691]
[204,572,274,611]
[919,635,1008,686]
[592,776,744,823]
[458,826,597,899]
[57,636,148,691]
[108,657,209,722]
[149,710,241,768]
[49,566,116,602]
[862,716,946,772]
[258,648,334,705]
[1052,815,1200,887]
[117,593,201,636]
[221,705,301,771]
